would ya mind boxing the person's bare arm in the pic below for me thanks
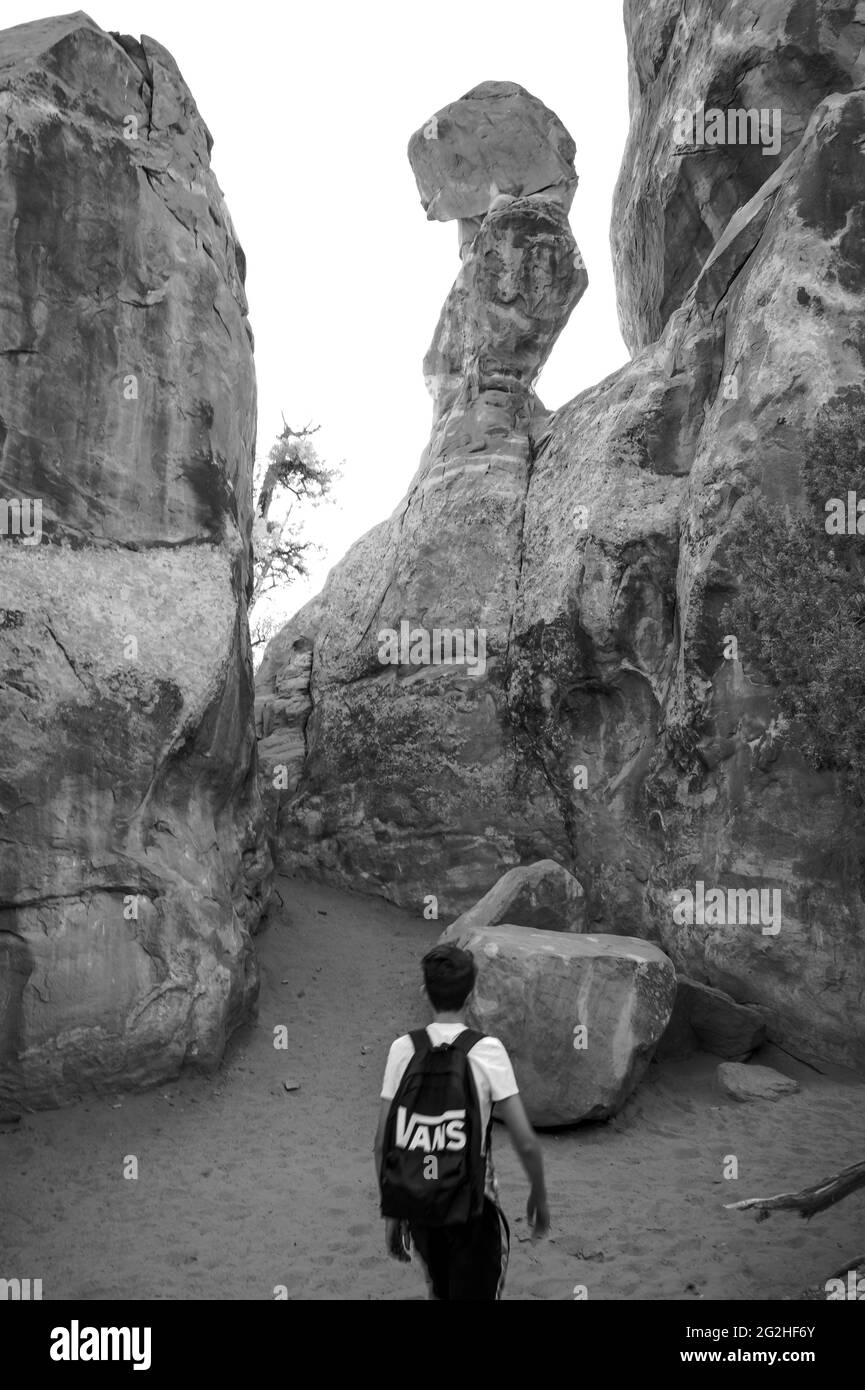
[495,1093,550,1238]
[373,1098,411,1262]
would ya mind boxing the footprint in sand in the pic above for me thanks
[165,1251,199,1268]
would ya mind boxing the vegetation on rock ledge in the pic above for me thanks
[721,388,865,800]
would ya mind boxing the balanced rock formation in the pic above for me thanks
[260,3,865,1072]
[408,80,578,257]
[256,80,586,911]
[444,860,586,936]
[0,13,270,1108]
[440,922,676,1126]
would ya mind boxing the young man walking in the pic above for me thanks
[374,943,549,1300]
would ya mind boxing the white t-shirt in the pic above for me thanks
[380,1023,519,1201]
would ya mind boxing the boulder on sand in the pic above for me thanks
[440,922,676,1125]
[717,1063,800,1102]
[657,978,767,1061]
[442,860,586,937]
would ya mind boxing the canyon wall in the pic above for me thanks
[258,6,865,1071]
[0,13,271,1107]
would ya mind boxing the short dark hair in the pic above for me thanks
[421,944,477,1011]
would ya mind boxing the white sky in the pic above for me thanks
[6,1,631,622]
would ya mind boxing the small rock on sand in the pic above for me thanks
[717,1063,800,1102]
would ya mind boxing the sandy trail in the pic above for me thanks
[1,874,863,1300]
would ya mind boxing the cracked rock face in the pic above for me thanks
[612,0,865,352]
[0,13,271,1108]
[262,7,865,1072]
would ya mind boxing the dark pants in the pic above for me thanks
[410,1198,509,1301]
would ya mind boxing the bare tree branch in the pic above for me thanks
[825,1254,865,1282]
[250,418,338,615]
[725,1158,865,1220]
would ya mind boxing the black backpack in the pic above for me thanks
[379,1027,488,1227]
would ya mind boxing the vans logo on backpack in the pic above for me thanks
[395,1107,467,1152]
[380,1027,490,1226]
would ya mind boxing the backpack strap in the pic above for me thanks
[449,1029,492,1197]
[449,1028,485,1055]
[408,1027,431,1056]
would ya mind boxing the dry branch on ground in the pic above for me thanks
[724,1158,865,1220]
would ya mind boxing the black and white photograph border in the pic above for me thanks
[0,0,863,1349]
